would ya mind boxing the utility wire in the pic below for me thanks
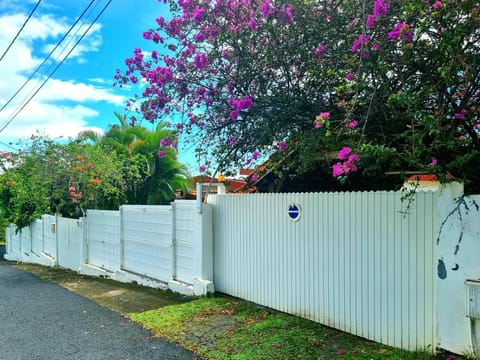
[0,0,113,134]
[0,0,43,62]
[0,0,97,114]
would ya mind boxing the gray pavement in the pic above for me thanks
[0,261,195,360]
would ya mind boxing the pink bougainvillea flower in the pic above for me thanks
[194,53,208,69]
[348,120,358,129]
[432,1,442,9]
[366,14,376,29]
[373,0,390,17]
[251,174,258,182]
[314,44,328,61]
[475,124,480,130]
[388,23,413,42]
[345,72,354,81]
[332,162,344,177]
[352,34,372,52]
[199,165,206,173]
[338,146,352,160]
[157,150,166,158]
[278,141,288,152]
[431,159,438,166]
[454,113,465,119]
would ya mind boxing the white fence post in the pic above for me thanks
[171,202,177,280]
[191,202,214,295]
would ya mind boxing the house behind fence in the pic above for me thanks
[4,184,480,357]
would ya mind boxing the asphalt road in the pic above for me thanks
[0,260,194,360]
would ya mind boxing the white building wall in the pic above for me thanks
[436,185,480,357]
[208,191,438,351]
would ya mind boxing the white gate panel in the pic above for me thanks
[173,201,195,284]
[209,191,438,351]
[86,210,120,272]
[31,219,43,255]
[57,217,84,271]
[121,205,173,282]
[42,214,56,258]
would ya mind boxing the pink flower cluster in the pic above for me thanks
[388,23,413,42]
[314,112,330,128]
[228,96,253,120]
[314,44,328,61]
[332,147,360,177]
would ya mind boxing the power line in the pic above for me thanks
[0,0,113,134]
[0,0,43,62]
[0,0,97,114]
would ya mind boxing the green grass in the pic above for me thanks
[129,296,462,360]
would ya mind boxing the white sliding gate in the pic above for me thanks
[208,191,438,351]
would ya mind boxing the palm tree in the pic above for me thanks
[100,113,191,204]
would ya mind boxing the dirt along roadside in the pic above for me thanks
[14,263,193,314]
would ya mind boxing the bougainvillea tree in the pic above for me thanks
[115,0,480,191]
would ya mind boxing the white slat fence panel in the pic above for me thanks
[208,191,438,351]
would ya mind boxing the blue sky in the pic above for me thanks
[0,0,199,167]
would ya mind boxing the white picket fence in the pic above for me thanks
[5,201,213,296]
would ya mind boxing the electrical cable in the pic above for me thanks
[0,0,113,134]
[0,0,43,62]
[0,0,96,114]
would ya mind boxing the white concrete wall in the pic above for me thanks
[436,184,480,357]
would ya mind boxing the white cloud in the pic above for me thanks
[0,102,104,140]
[0,5,123,147]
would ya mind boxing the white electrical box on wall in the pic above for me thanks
[466,279,480,319]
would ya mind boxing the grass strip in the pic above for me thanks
[130,296,460,360]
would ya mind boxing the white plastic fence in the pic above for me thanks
[4,201,213,296]
[31,219,43,256]
[208,191,439,351]
[86,210,120,272]
[121,205,173,282]
[173,201,195,284]
[42,214,56,258]
[5,186,479,356]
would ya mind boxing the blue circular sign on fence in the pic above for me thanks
[288,203,301,222]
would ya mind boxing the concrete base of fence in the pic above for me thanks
[4,253,21,262]
[193,278,214,296]
[168,280,195,296]
[28,252,56,267]
[80,264,214,296]
[114,270,170,291]
[80,263,116,278]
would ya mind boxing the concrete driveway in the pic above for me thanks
[0,260,194,360]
